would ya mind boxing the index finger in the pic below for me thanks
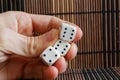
[30,14,83,42]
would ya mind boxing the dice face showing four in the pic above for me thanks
[40,46,60,66]
[53,39,71,56]
[60,23,76,42]
[40,23,77,66]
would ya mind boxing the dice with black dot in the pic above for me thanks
[60,23,77,42]
[53,39,71,56]
[40,23,77,66]
[40,46,60,66]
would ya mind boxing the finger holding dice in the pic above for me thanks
[64,43,78,60]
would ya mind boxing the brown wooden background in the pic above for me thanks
[0,0,120,69]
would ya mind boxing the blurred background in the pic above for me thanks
[0,0,120,79]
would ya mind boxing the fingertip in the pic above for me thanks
[54,57,67,73]
[44,66,58,80]
[65,43,78,60]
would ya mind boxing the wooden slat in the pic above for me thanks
[56,67,120,80]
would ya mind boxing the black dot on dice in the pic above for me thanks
[59,41,62,43]
[63,35,65,37]
[57,44,59,46]
[55,47,57,50]
[70,37,72,39]
[55,54,57,57]
[64,31,66,34]
[49,48,52,51]
[61,52,64,54]
[43,54,46,57]
[72,29,75,32]
[64,48,66,51]
[71,33,73,36]
[49,60,52,62]
[66,45,68,47]
[65,28,67,30]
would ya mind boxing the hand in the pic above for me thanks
[0,11,82,80]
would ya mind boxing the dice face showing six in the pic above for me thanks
[60,23,77,42]
[53,39,71,56]
[40,23,77,66]
[40,46,60,66]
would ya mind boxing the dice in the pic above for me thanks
[40,23,77,66]
[60,23,77,42]
[40,46,60,66]
[53,39,71,56]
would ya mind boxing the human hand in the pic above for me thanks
[0,11,82,80]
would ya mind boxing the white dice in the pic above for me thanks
[40,23,77,66]
[40,46,60,66]
[53,39,71,56]
[60,23,77,42]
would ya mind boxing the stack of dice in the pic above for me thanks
[40,23,77,66]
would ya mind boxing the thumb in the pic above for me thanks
[0,28,59,57]
[26,29,59,57]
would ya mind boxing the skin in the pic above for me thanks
[0,11,83,80]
